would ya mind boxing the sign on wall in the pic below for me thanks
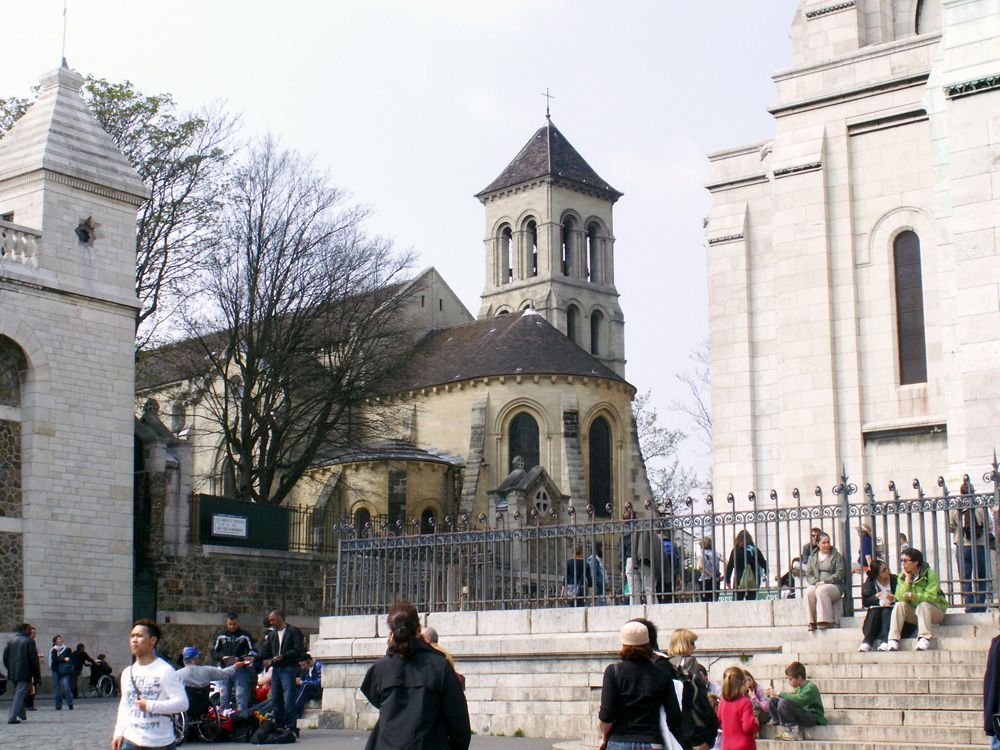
[211,513,249,539]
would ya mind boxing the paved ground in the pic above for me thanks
[0,697,569,749]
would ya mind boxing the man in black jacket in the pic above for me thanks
[260,610,307,736]
[211,612,256,711]
[3,623,40,724]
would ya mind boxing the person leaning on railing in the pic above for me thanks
[802,533,846,632]
[879,547,948,652]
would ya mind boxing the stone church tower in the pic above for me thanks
[476,117,627,376]
[0,64,147,656]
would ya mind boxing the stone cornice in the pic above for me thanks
[770,73,929,117]
[0,168,146,207]
[773,162,822,179]
[477,175,622,205]
[945,74,1000,100]
[389,373,634,404]
[704,173,769,193]
[706,233,745,246]
[805,1,855,19]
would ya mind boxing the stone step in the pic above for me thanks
[832,692,981,711]
[822,707,978,727]
[756,741,989,750]
[763,722,982,745]
[745,676,981,695]
[749,660,982,679]
[747,648,987,665]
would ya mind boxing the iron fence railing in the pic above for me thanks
[326,461,1000,616]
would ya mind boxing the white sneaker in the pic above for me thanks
[771,728,793,741]
[916,637,931,651]
[886,639,899,651]
[858,642,872,652]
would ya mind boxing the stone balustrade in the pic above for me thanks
[0,219,40,268]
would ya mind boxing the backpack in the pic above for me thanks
[738,545,758,589]
[670,657,720,743]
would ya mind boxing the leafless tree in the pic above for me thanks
[179,137,414,505]
[633,389,698,512]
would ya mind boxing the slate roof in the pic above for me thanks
[389,309,624,391]
[313,439,464,468]
[476,118,622,201]
[0,64,148,200]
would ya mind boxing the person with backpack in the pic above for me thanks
[725,531,768,601]
[950,487,992,613]
[667,629,719,750]
[111,619,189,750]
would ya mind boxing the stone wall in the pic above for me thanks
[0,531,23,631]
[312,599,810,740]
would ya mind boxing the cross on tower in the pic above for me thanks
[541,88,555,119]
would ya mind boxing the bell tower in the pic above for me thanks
[476,117,626,376]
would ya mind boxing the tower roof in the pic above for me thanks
[476,118,622,201]
[0,64,148,202]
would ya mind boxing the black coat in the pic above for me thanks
[861,573,898,608]
[361,639,470,750]
[985,633,1000,735]
[259,624,307,666]
[2,633,40,683]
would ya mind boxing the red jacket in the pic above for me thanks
[719,695,758,750]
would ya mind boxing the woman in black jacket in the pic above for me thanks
[858,560,897,651]
[361,601,470,750]
[725,530,768,601]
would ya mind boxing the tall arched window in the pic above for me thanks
[499,226,513,284]
[527,219,538,277]
[588,417,612,518]
[566,305,579,345]
[420,508,436,534]
[590,310,604,356]
[916,0,941,34]
[561,217,575,276]
[508,412,540,472]
[0,337,26,521]
[354,508,372,538]
[893,230,927,385]
[586,223,600,283]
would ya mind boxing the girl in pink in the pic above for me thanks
[718,666,758,750]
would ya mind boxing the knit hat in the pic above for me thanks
[620,622,650,647]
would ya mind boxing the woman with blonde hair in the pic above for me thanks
[719,667,758,750]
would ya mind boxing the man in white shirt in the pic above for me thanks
[111,619,188,750]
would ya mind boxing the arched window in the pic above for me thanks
[590,310,604,356]
[354,508,372,538]
[893,230,927,385]
[499,226,513,284]
[0,337,26,521]
[566,305,579,345]
[588,417,612,518]
[527,219,538,277]
[586,223,600,283]
[212,450,236,498]
[561,218,575,276]
[420,508,436,534]
[0,337,26,408]
[508,412,540,472]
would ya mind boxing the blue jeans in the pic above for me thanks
[219,666,254,711]
[958,544,989,612]
[54,670,73,708]
[271,663,298,731]
[607,741,662,750]
[991,735,1000,750]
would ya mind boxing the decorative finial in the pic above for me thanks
[61,0,68,66]
[541,88,554,119]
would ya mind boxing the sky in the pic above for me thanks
[2,0,800,480]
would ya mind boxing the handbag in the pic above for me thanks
[57,660,74,677]
[738,563,757,590]
[564,583,580,598]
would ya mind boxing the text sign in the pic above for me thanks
[211,513,248,539]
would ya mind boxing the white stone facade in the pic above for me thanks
[706,0,1000,502]
[0,65,146,663]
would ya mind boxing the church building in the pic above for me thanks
[705,0,1000,501]
[136,116,651,535]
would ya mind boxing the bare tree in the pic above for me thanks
[633,389,698,511]
[673,338,712,452]
[181,137,414,505]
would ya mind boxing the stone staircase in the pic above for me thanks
[747,613,990,750]
[555,611,992,750]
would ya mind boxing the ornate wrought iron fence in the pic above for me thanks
[326,461,1000,616]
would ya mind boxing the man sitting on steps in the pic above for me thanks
[879,547,948,652]
[764,660,826,741]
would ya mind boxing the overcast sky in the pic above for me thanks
[3,0,800,480]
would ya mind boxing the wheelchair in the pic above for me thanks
[85,673,116,698]
[172,685,222,745]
